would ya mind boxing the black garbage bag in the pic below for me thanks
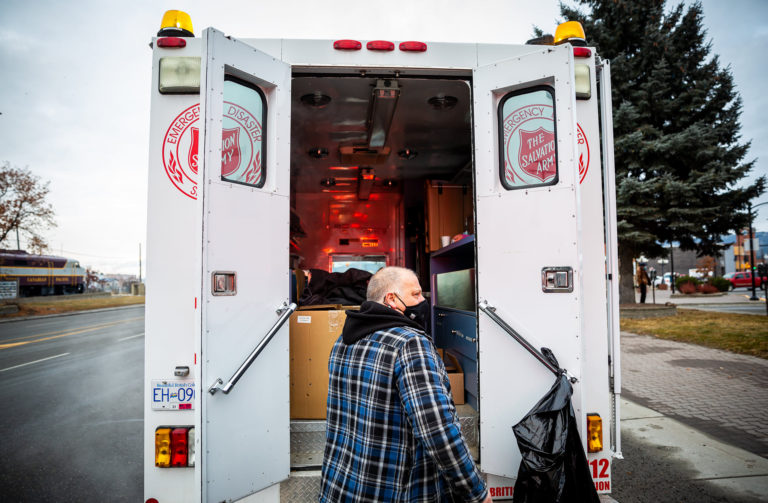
[512,349,600,503]
[299,268,372,306]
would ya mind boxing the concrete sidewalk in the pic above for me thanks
[620,331,768,500]
[621,331,768,457]
[619,398,768,501]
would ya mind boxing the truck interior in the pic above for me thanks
[287,72,482,433]
[289,73,475,280]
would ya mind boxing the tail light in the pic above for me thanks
[573,47,592,58]
[333,40,362,50]
[170,428,189,466]
[155,426,195,467]
[399,41,427,52]
[367,40,395,51]
[155,428,171,467]
[157,37,187,48]
[587,414,603,452]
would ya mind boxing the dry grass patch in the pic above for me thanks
[2,295,145,318]
[621,309,768,359]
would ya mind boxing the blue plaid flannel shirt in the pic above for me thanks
[319,326,487,502]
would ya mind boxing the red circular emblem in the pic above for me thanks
[576,123,590,184]
[162,104,200,200]
[161,102,264,198]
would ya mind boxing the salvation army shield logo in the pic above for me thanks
[162,104,200,199]
[502,102,556,187]
[221,128,241,177]
[517,127,556,182]
[221,102,263,186]
[188,127,199,175]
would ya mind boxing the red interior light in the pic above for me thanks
[334,40,362,50]
[157,37,187,48]
[170,428,189,467]
[399,41,427,52]
[573,47,592,58]
[362,174,375,180]
[367,40,395,51]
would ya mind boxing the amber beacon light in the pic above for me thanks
[554,21,587,46]
[158,10,195,37]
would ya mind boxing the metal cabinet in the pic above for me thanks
[430,235,479,409]
[434,307,479,409]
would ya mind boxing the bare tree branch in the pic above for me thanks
[0,162,57,249]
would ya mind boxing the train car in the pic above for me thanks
[0,250,86,297]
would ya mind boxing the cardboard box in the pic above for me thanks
[437,349,465,405]
[289,308,349,419]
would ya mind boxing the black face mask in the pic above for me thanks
[395,294,431,334]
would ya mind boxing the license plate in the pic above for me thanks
[151,379,195,410]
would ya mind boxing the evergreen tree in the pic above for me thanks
[558,0,764,302]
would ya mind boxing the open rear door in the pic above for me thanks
[195,28,291,502]
[473,45,584,479]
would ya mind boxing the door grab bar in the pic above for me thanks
[478,299,577,383]
[208,301,297,395]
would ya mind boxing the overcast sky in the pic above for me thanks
[0,0,766,274]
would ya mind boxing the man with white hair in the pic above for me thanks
[319,266,490,503]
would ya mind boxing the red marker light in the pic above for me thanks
[367,40,395,51]
[399,41,427,52]
[333,40,362,50]
[170,428,189,467]
[573,47,592,58]
[157,37,187,48]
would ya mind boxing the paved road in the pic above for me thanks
[0,307,144,503]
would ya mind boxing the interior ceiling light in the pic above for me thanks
[300,92,332,108]
[398,148,417,160]
[320,177,337,187]
[368,80,400,148]
[358,167,375,200]
[382,179,397,188]
[427,95,458,110]
[309,147,329,159]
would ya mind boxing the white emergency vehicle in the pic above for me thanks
[144,10,621,502]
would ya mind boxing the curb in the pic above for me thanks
[0,304,145,324]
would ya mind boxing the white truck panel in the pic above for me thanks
[144,38,200,503]
[473,45,584,478]
[576,50,615,492]
[196,28,291,503]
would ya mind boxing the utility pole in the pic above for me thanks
[748,201,768,301]
[139,243,142,284]
[15,227,20,250]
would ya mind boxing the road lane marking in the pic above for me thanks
[0,353,70,372]
[118,333,145,342]
[0,317,144,350]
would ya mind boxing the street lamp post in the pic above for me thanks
[670,243,675,294]
[748,201,768,301]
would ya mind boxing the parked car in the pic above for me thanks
[723,271,762,290]
[653,272,672,287]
